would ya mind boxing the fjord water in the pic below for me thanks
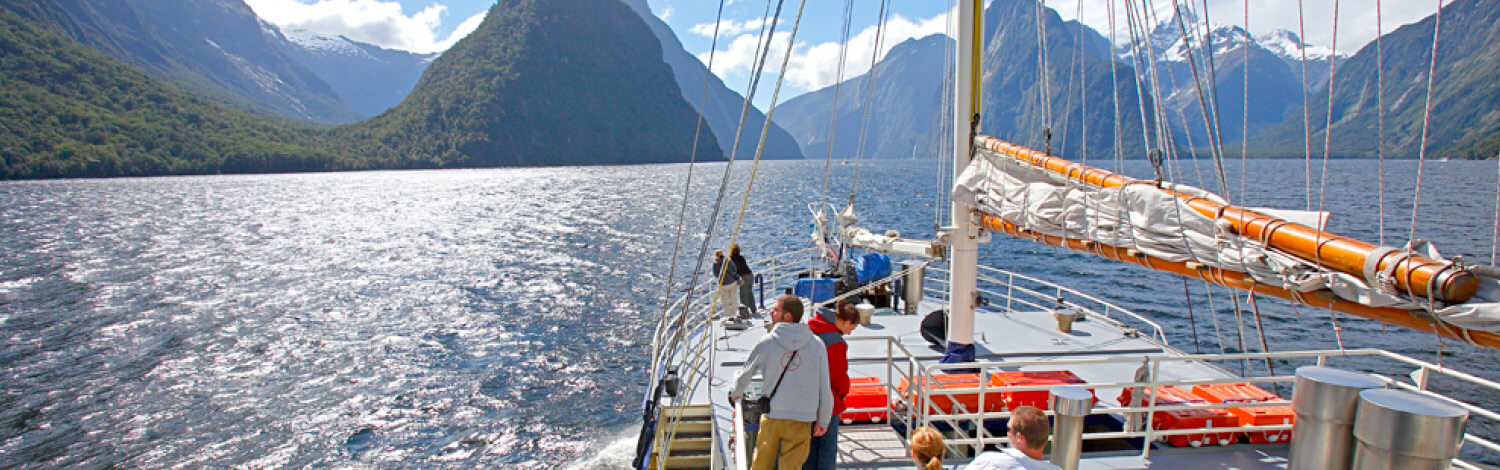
[1,159,1497,467]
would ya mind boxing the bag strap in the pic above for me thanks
[766,350,799,400]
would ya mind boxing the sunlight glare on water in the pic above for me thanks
[0,159,1497,467]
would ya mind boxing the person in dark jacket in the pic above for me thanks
[713,249,741,319]
[803,301,860,469]
[731,244,757,315]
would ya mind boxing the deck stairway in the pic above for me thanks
[649,404,714,470]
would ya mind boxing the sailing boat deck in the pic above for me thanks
[674,300,1294,468]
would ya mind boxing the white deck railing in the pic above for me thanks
[867,348,1500,467]
[642,247,1500,468]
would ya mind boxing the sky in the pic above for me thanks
[246,0,1455,104]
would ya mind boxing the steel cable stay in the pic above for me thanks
[659,0,729,364]
[1240,0,1250,203]
[935,0,958,232]
[1297,0,1313,211]
[818,0,856,211]
[1164,0,1229,198]
[1410,0,1448,366]
[1314,0,1347,364]
[846,0,893,209]
[1035,0,1054,154]
[652,0,793,464]
[1377,0,1388,248]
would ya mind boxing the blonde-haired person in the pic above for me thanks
[968,406,1061,469]
[909,426,946,470]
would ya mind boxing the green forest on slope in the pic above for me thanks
[0,6,349,179]
[0,0,721,180]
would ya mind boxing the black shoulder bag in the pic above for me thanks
[756,351,798,414]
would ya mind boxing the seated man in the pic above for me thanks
[967,405,1061,470]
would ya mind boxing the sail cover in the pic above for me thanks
[953,145,1500,338]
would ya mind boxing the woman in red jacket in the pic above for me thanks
[803,301,860,469]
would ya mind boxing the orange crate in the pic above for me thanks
[988,370,1096,410]
[897,373,1006,414]
[843,382,889,423]
[1192,383,1294,444]
[850,376,881,385]
[1120,385,1237,447]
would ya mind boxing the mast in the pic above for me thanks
[944,0,984,364]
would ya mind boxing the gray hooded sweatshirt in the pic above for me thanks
[731,322,834,428]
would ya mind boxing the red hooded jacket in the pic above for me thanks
[808,308,850,416]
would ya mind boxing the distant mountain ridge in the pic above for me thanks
[1250,0,1500,159]
[620,0,802,160]
[776,0,1152,161]
[4,0,360,124]
[272,28,436,118]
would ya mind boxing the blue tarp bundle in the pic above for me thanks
[853,252,891,283]
[794,278,836,303]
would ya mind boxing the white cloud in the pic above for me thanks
[690,18,770,38]
[700,9,953,93]
[246,0,485,54]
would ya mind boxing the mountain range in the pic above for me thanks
[2,0,1499,180]
[4,0,363,124]
[777,0,1154,161]
[0,0,725,178]
[272,28,436,119]
[1250,0,1500,159]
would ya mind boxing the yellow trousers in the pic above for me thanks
[752,416,812,470]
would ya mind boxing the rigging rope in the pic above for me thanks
[1035,0,1054,153]
[1377,0,1387,247]
[1241,0,1249,203]
[1230,286,1250,375]
[819,0,857,209]
[1183,278,1202,354]
[1203,281,1229,354]
[655,0,786,464]
[1247,291,1277,393]
[1314,0,1343,351]
[1410,0,1444,245]
[661,0,730,343]
[936,0,958,231]
[1493,151,1500,265]
[1168,0,1230,198]
[847,0,893,207]
[1411,0,1448,364]
[1297,0,1313,211]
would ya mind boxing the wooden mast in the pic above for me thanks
[971,136,1498,349]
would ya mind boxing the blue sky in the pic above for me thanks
[247,0,1454,106]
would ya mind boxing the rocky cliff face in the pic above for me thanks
[619,0,803,160]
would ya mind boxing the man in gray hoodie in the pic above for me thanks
[730,295,835,470]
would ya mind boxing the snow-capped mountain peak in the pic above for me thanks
[279,27,374,61]
[1255,29,1341,62]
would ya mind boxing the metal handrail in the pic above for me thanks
[924,265,1168,344]
[884,348,1500,465]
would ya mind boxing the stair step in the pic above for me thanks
[647,452,712,470]
[660,404,713,420]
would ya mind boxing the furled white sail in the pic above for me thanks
[952,145,1500,338]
